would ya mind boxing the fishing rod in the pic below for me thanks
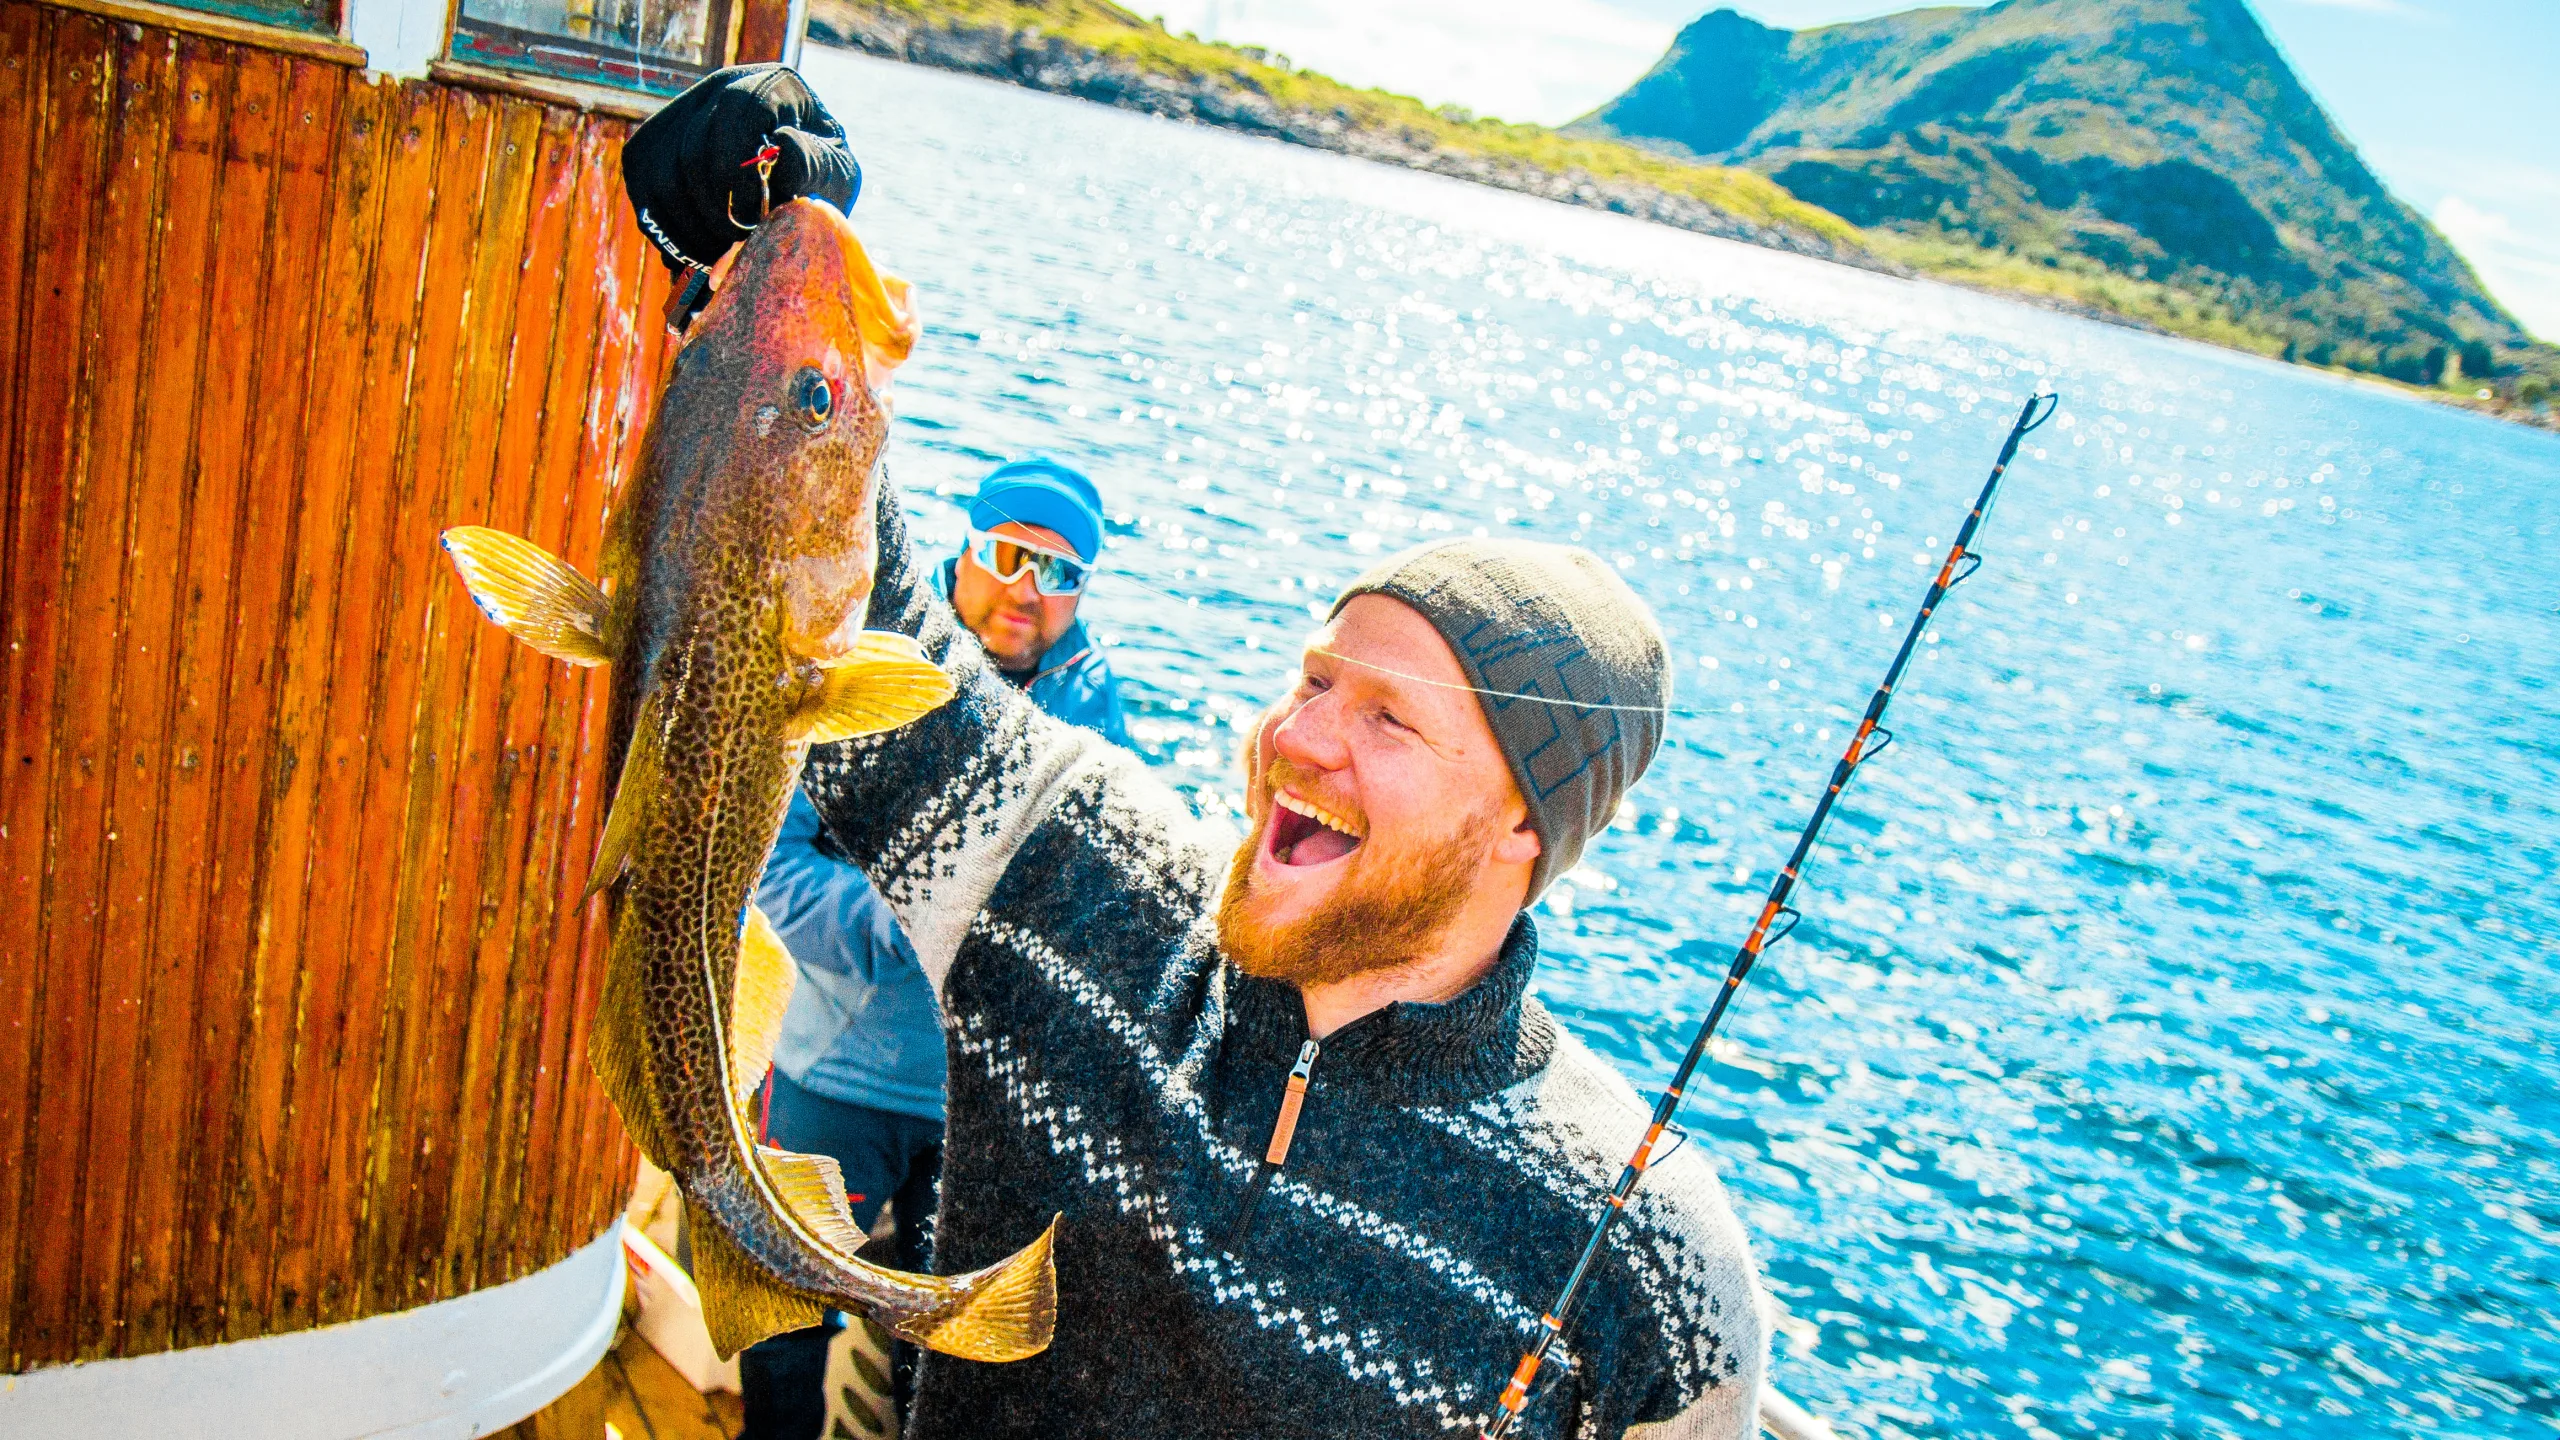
[1478,387,2060,1439]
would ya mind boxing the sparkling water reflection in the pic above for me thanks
[807,49,2560,1439]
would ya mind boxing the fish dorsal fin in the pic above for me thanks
[439,526,616,666]
[688,1207,828,1359]
[755,1143,869,1256]
[588,911,674,1166]
[732,904,796,1115]
[585,688,665,903]
[789,631,955,745]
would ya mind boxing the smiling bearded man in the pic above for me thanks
[1217,750,1491,989]
[801,489,1771,1440]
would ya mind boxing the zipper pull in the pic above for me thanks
[1265,1040,1320,1166]
[1227,1039,1320,1251]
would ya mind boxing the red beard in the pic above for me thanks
[1215,779,1493,988]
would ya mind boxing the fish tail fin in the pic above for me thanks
[439,526,616,666]
[589,915,674,1165]
[754,1138,1056,1362]
[897,1217,1059,1363]
[690,1208,829,1359]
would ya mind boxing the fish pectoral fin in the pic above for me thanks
[589,912,674,1166]
[439,526,616,667]
[789,631,956,745]
[732,905,796,1115]
[585,688,665,903]
[902,1215,1060,1363]
[756,1144,868,1255]
[689,1211,828,1360]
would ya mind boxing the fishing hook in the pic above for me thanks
[729,138,783,232]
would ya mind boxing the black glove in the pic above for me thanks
[623,64,861,293]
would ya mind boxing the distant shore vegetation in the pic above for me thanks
[815,0,1859,247]
[811,0,2559,432]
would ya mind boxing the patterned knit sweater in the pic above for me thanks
[802,494,1769,1439]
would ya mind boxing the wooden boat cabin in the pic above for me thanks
[0,0,780,1422]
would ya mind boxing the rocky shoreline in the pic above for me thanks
[807,2,1885,273]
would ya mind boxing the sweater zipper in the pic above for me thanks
[1226,1039,1319,1250]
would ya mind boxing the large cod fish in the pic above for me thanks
[438,199,1055,1362]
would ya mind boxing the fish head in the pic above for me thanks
[665,197,921,666]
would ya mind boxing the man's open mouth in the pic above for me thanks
[1269,789,1364,867]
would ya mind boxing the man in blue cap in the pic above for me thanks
[938,457,1130,738]
[740,456,1127,1437]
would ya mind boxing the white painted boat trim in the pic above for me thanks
[0,1223,624,1439]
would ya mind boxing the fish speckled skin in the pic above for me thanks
[439,198,1053,1363]
[604,197,878,1276]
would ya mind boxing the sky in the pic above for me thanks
[1154,0,2560,339]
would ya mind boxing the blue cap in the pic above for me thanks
[969,457,1105,563]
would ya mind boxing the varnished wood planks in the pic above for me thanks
[260,71,449,1338]
[10,9,123,1367]
[0,0,55,1370]
[172,51,341,1348]
[103,28,228,1360]
[0,0,668,1371]
[449,102,584,1299]
[239,58,411,1342]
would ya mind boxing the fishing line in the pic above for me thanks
[944,489,1953,720]
[1303,646,1670,716]
[933,511,1755,716]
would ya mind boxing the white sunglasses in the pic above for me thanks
[963,527,1094,596]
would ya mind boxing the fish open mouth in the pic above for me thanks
[1269,789,1364,867]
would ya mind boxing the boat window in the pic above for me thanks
[179,0,336,34]
[448,0,736,95]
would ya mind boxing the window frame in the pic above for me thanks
[441,0,741,99]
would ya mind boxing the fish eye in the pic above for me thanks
[793,367,832,429]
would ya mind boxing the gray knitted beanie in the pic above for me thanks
[1333,538,1671,902]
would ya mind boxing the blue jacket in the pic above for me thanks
[757,578,1129,1120]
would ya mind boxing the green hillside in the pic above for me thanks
[812,0,1863,254]
[1570,0,2558,404]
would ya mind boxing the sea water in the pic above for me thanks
[805,49,2558,1439]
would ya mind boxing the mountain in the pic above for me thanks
[809,0,1866,264]
[1570,0,2545,390]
